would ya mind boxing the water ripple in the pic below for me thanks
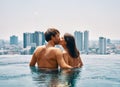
[0,62,29,66]
[0,74,30,80]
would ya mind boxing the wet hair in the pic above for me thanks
[64,33,80,58]
[44,28,60,42]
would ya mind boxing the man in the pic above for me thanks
[29,28,73,69]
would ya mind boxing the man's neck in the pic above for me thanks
[46,41,55,47]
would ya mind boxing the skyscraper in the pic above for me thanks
[106,38,111,45]
[99,37,106,54]
[23,33,33,48]
[23,31,45,48]
[33,31,45,46]
[42,32,45,45]
[74,31,83,51]
[84,30,89,53]
[10,35,18,45]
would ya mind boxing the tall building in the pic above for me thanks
[42,32,45,45]
[106,38,111,45]
[23,31,45,48]
[10,35,18,45]
[99,37,106,54]
[33,31,45,46]
[0,40,5,48]
[23,33,34,48]
[74,31,83,51]
[84,30,89,53]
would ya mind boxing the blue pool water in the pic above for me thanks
[0,55,120,87]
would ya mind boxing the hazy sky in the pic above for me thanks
[0,0,120,40]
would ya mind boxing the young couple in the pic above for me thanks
[29,28,83,69]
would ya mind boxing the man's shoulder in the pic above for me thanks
[48,47,62,54]
[36,45,45,49]
[35,45,46,51]
[34,45,46,55]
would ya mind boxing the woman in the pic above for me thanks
[59,33,83,67]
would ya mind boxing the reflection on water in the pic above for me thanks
[1,55,120,87]
[30,67,82,87]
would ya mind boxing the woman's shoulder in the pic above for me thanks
[62,51,70,59]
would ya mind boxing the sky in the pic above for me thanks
[0,0,120,40]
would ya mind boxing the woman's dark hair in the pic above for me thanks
[44,28,60,42]
[64,33,80,58]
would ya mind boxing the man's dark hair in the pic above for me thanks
[44,28,60,42]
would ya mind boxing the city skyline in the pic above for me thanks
[0,0,120,40]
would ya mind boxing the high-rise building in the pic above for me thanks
[84,30,89,53]
[74,31,83,51]
[42,32,45,45]
[0,40,5,48]
[23,33,34,48]
[99,37,106,54]
[106,38,111,45]
[23,31,45,48]
[33,31,45,46]
[10,35,18,45]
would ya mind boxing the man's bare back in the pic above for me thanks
[30,45,59,69]
[29,45,73,69]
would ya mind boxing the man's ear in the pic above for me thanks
[51,36,54,40]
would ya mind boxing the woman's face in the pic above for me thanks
[59,36,66,46]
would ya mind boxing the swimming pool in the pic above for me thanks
[0,55,120,87]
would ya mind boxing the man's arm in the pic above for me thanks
[29,53,37,66]
[56,49,73,69]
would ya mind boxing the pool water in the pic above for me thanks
[0,55,120,87]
